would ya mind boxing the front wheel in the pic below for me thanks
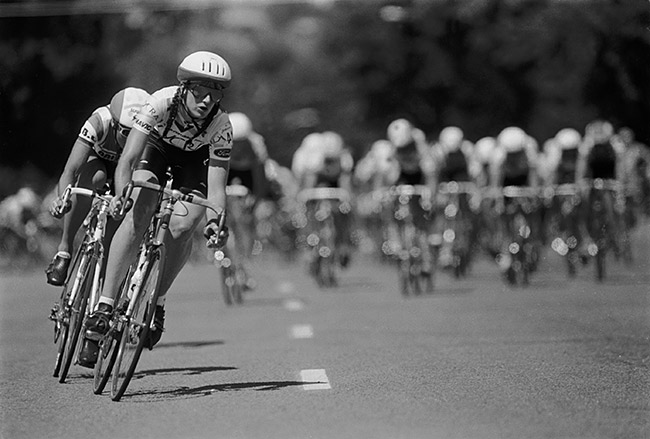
[111,247,164,401]
[93,269,132,394]
[58,252,94,383]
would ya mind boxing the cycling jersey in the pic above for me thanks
[133,86,232,162]
[229,138,258,171]
[396,168,425,186]
[588,141,617,180]
[502,150,530,186]
[438,150,470,183]
[556,149,579,184]
[77,107,123,163]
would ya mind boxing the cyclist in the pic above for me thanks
[386,118,436,190]
[433,126,474,184]
[490,126,541,275]
[45,88,151,286]
[383,118,437,272]
[576,119,627,259]
[471,136,496,188]
[79,51,231,366]
[616,127,650,224]
[430,126,476,269]
[297,131,355,268]
[225,111,272,289]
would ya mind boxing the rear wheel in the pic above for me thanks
[111,247,164,401]
[58,251,94,383]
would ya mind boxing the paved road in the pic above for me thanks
[1,225,649,439]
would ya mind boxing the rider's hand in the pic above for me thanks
[49,196,71,219]
[109,195,132,220]
[203,218,229,249]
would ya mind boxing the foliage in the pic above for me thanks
[1,0,649,198]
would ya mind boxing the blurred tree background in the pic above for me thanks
[1,0,649,199]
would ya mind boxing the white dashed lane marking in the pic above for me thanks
[284,299,304,311]
[290,324,314,339]
[300,369,331,390]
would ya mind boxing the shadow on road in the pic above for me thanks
[153,339,225,349]
[134,365,237,379]
[125,380,319,402]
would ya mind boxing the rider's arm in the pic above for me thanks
[114,128,149,197]
[249,133,269,163]
[206,160,228,222]
[56,138,93,197]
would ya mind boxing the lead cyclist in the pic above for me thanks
[79,51,231,366]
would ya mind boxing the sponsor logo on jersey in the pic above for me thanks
[213,148,231,159]
[134,119,153,132]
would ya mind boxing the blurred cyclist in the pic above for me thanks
[45,87,150,286]
[80,51,231,367]
[576,119,627,260]
[490,126,542,274]
[226,112,272,289]
[297,131,355,268]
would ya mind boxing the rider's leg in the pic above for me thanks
[95,169,160,312]
[156,203,205,298]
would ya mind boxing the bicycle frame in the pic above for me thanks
[500,186,541,286]
[98,178,225,401]
[436,181,477,277]
[387,184,434,296]
[297,187,351,288]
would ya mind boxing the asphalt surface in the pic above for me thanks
[1,224,649,439]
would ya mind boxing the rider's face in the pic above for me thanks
[185,82,223,119]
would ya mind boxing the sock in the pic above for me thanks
[56,251,71,259]
[156,295,166,307]
[97,297,114,310]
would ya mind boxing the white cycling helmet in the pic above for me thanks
[497,126,527,153]
[387,118,415,148]
[474,136,496,164]
[438,126,464,151]
[371,139,394,161]
[555,128,581,150]
[585,119,614,143]
[109,87,150,128]
[321,131,344,158]
[229,112,253,141]
[177,51,232,89]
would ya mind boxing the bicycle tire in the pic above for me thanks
[111,246,165,401]
[52,243,86,378]
[93,269,132,394]
[220,265,235,306]
[58,250,95,383]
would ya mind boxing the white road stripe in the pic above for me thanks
[290,324,314,339]
[284,299,304,311]
[277,281,295,295]
[300,369,331,390]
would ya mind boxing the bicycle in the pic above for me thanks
[498,185,542,286]
[386,184,435,296]
[436,181,478,278]
[584,178,625,282]
[214,183,252,306]
[297,187,351,288]
[547,183,583,278]
[92,179,225,401]
[49,185,113,383]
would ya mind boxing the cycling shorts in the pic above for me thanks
[227,168,254,191]
[135,138,209,197]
